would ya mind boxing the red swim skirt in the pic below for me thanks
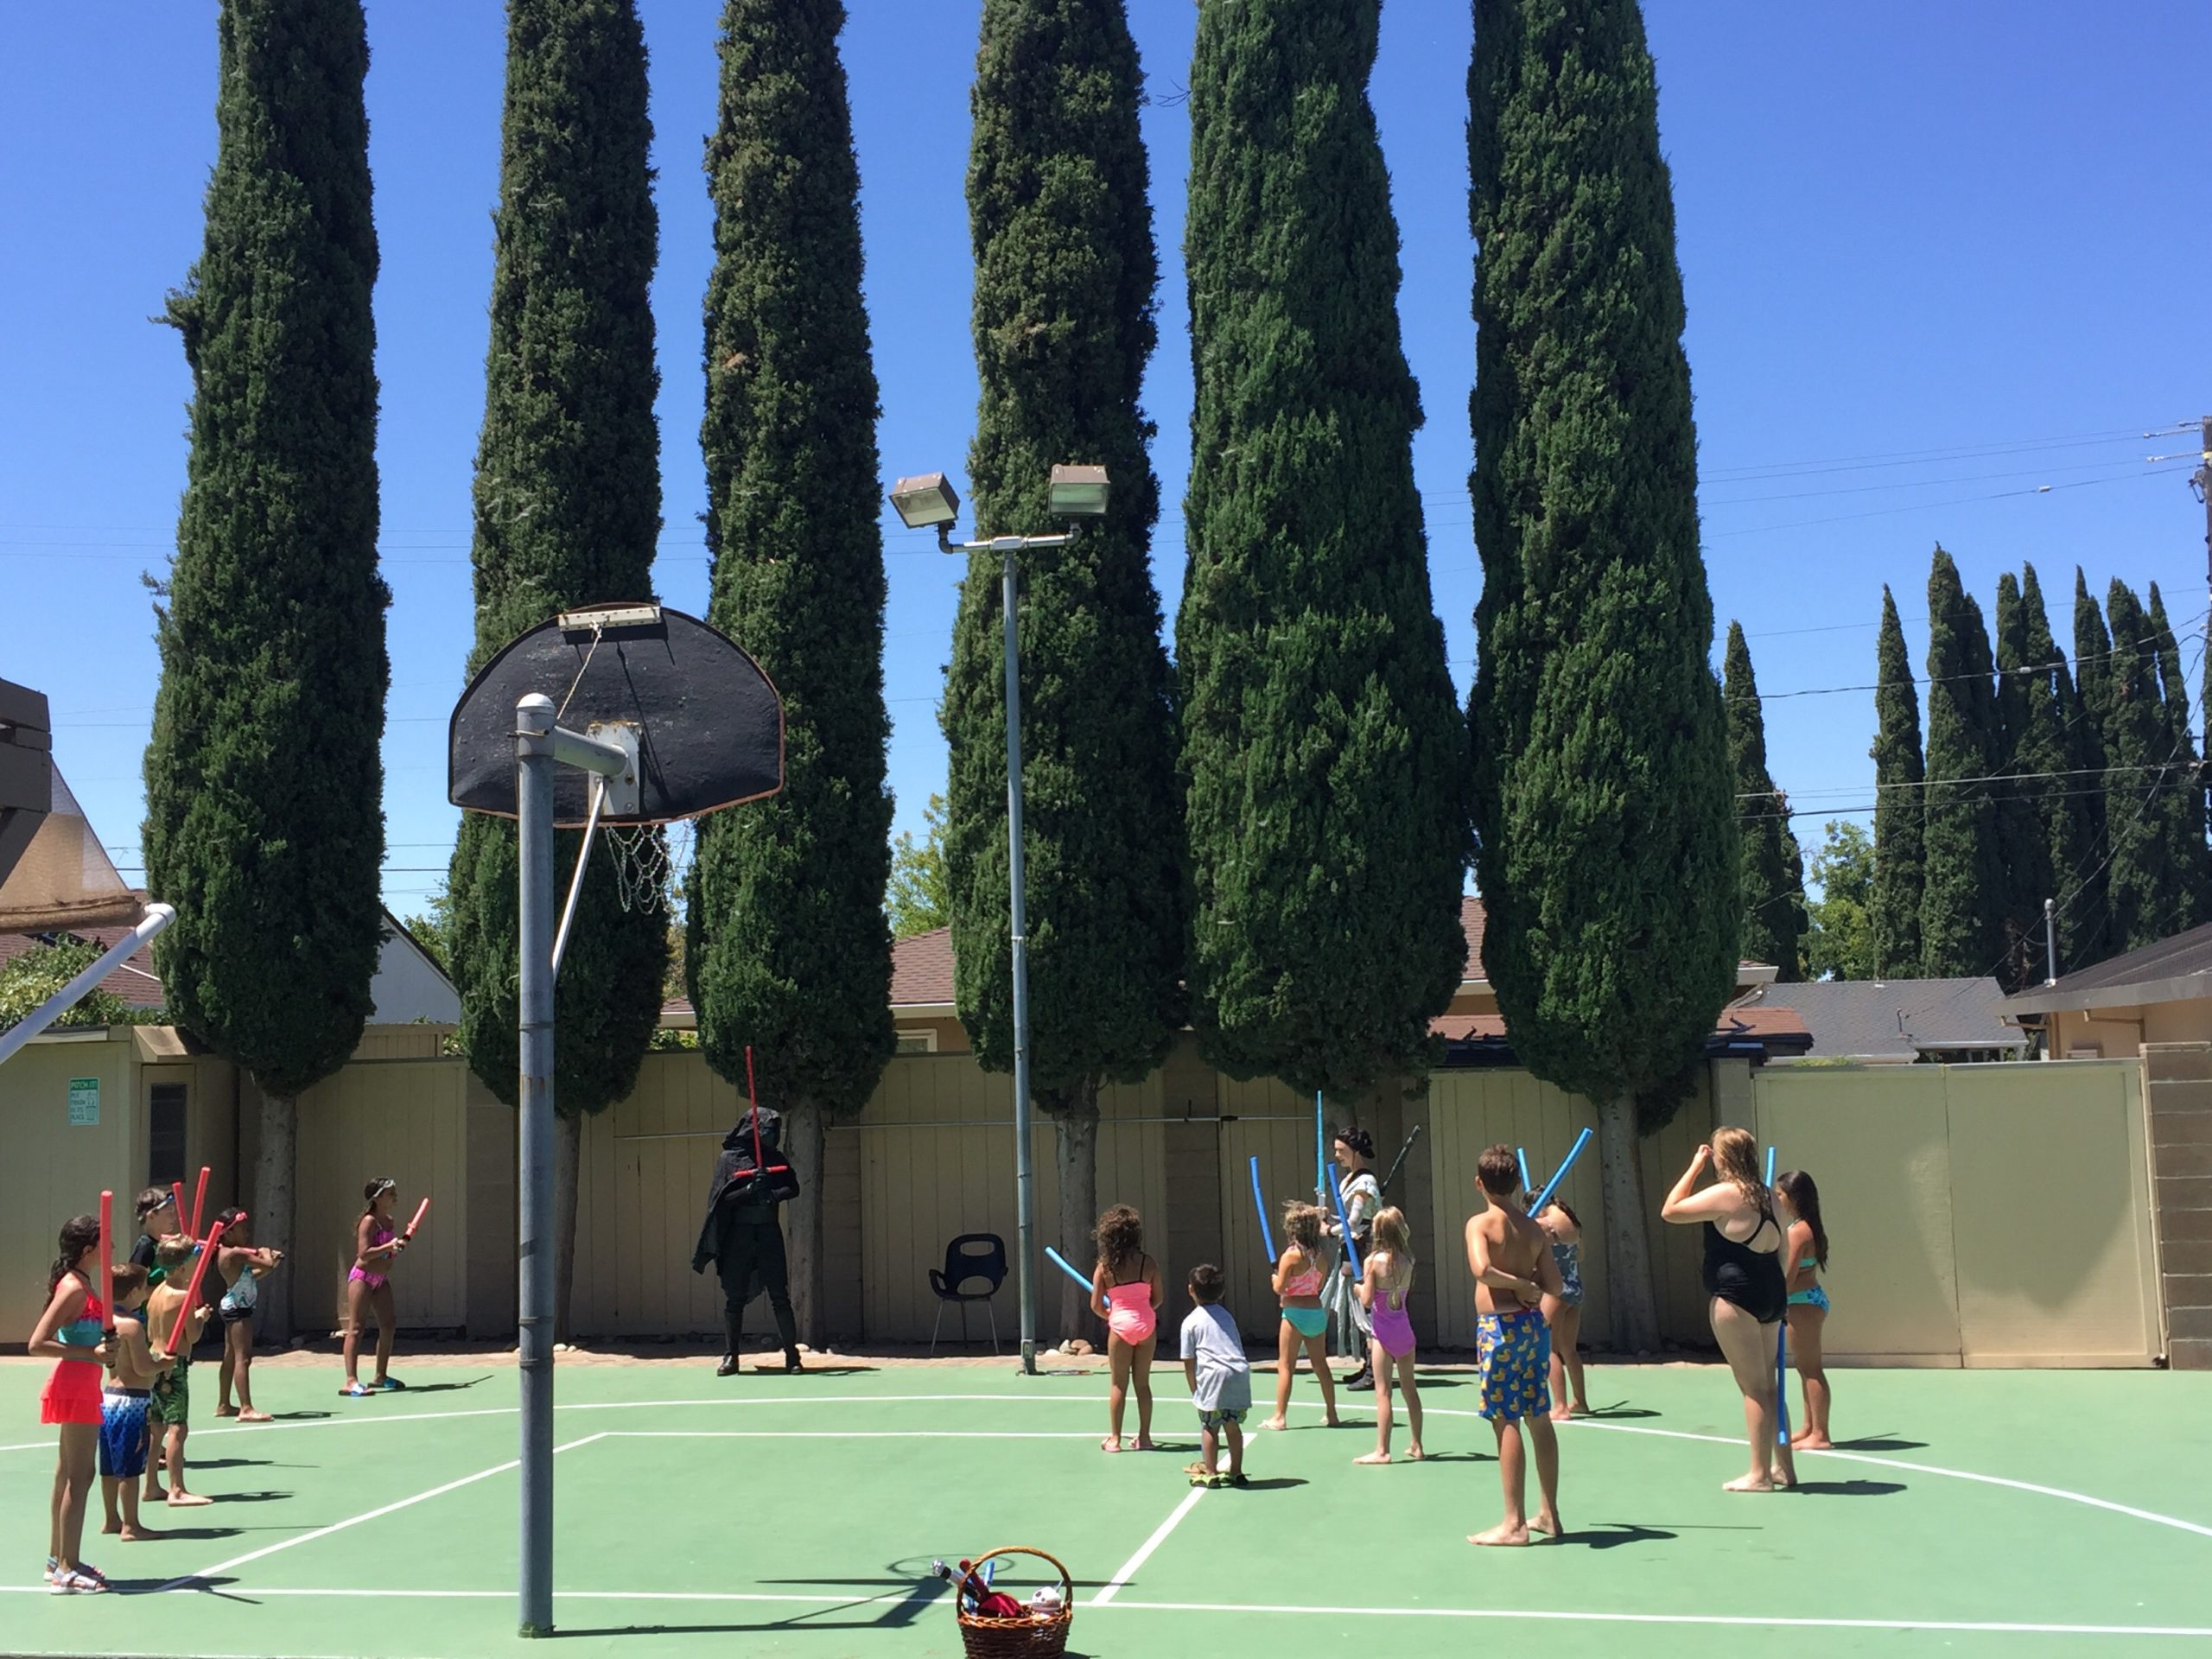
[40,1360,103,1427]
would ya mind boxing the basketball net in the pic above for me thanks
[602,821,692,916]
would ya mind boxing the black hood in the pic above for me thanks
[722,1104,781,1154]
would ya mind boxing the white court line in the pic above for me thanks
[1092,1485,1206,1607]
[158,1432,608,1591]
[1096,1599,2212,1638]
[605,1430,1099,1439]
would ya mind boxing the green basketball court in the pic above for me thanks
[2,1356,2206,1656]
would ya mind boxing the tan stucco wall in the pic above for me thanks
[2050,999,2212,1058]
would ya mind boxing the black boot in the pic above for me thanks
[1344,1361,1375,1391]
[765,1294,802,1374]
[716,1308,743,1378]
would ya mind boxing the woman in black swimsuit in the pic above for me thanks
[1662,1126,1796,1492]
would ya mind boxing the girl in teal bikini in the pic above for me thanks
[1777,1170,1833,1449]
[1262,1205,1339,1431]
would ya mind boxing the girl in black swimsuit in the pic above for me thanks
[1662,1127,1796,1492]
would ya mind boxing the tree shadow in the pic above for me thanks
[1791,1478,1905,1497]
[552,1582,946,1637]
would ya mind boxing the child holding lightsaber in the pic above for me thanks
[143,1236,213,1509]
[1261,1204,1340,1432]
[30,1214,115,1592]
[1085,1205,1160,1452]
[341,1178,413,1397]
[212,1209,283,1422]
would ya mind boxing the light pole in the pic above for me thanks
[888,463,1109,1376]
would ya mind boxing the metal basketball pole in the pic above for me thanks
[1001,549,1038,1375]
[513,692,631,1637]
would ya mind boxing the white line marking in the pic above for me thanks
[601,1430,1098,1440]
[1095,1599,2212,1638]
[1093,1485,1206,1607]
[159,1432,607,1591]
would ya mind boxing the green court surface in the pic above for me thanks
[1,1356,2207,1657]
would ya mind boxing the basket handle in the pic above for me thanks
[967,1545,1073,1603]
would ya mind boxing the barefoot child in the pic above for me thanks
[1262,1204,1339,1432]
[127,1188,179,1491]
[1179,1264,1251,1487]
[213,1210,283,1423]
[1353,1206,1423,1465]
[1777,1169,1834,1449]
[99,1267,174,1541]
[30,1215,115,1592]
[1466,1145,1563,1545]
[1535,1198,1591,1421]
[143,1236,213,1509]
[342,1178,410,1397]
[1089,1205,1160,1452]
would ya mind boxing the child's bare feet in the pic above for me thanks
[1571,1402,1593,1416]
[166,1491,212,1508]
[1532,1509,1563,1538]
[238,1408,272,1424]
[1723,1474,1777,1492]
[1132,1437,1156,1451]
[1324,1414,1343,1427]
[213,1404,238,1418]
[1353,1451,1391,1465]
[1469,1521,1530,1547]
[1099,1436,1122,1453]
[1259,1415,1287,1431]
[100,1519,121,1535]
[1407,1443,1426,1461]
[118,1524,158,1542]
[143,1485,167,1503]
[1549,1406,1573,1422]
[1793,1433,1832,1450]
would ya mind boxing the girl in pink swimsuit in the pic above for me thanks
[1088,1205,1161,1452]
[1263,1204,1340,1432]
[1354,1207,1424,1464]
[340,1179,410,1398]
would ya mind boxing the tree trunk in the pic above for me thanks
[1046,1079,1102,1345]
[1597,1093,1660,1352]
[783,1096,828,1350]
[553,1109,580,1344]
[253,1088,297,1344]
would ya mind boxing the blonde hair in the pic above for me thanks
[1368,1206,1414,1290]
[1281,1202,1325,1254]
[1712,1125,1767,1205]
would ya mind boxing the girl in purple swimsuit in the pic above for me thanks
[340,1179,409,1398]
[1353,1207,1424,1464]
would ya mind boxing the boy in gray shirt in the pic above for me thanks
[1179,1264,1252,1488]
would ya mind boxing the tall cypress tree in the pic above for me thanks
[687,0,894,1349]
[144,0,386,1343]
[1724,623,1800,979]
[1920,549,2006,976]
[2147,582,2212,932]
[446,0,666,1335]
[2100,580,2183,951]
[946,0,1185,1338]
[1999,565,2105,976]
[2070,569,2117,963]
[1468,0,1736,1351]
[1868,586,1925,979]
[1993,572,2056,989]
[1179,0,1469,1102]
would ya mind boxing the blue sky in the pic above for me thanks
[4,1,2208,920]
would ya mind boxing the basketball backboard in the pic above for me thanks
[448,603,784,828]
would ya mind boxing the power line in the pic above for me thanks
[1731,611,2208,705]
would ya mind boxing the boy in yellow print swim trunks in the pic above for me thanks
[1464,1144,1564,1547]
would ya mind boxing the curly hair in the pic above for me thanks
[1281,1202,1325,1254]
[1092,1204,1143,1273]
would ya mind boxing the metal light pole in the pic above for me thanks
[888,467,1109,1376]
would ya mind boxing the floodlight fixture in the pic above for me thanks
[888,472,960,531]
[1047,463,1110,518]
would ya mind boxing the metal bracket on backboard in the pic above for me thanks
[582,722,640,817]
[559,604,662,636]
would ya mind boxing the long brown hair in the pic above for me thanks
[1711,1126,1768,1208]
[49,1214,99,1296]
[1092,1205,1142,1274]
[1777,1169,1829,1268]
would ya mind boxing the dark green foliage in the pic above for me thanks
[447,0,666,1116]
[1805,820,1876,982]
[886,795,951,942]
[688,0,894,1122]
[2069,570,2116,963]
[1996,566,2104,977]
[1724,623,1801,980]
[1991,572,2055,989]
[1179,0,1470,1099]
[1918,549,2005,976]
[1867,586,1925,978]
[1780,821,1810,981]
[1467,0,1737,1113]
[0,939,153,1030]
[144,0,387,1103]
[2147,583,2212,933]
[944,0,1185,1107]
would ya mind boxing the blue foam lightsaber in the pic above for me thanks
[1516,1147,1534,1193]
[1525,1127,1592,1218]
[1044,1245,1094,1294]
[1765,1145,1792,1447]
[1249,1154,1278,1262]
[1328,1160,1363,1281]
[1314,1091,1326,1198]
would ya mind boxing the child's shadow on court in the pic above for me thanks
[1791,1479,1905,1497]
[210,1490,292,1503]
[1228,1475,1306,1491]
[1407,1452,1491,1464]
[1553,1522,1678,1549]
[380,1375,494,1395]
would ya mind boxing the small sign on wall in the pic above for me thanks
[67,1077,99,1126]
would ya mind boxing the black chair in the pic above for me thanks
[928,1233,1008,1357]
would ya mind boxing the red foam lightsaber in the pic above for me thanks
[165,1213,238,1357]
[403,1198,430,1240]
[170,1181,187,1229]
[98,1190,115,1334]
[189,1166,210,1238]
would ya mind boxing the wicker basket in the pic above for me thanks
[953,1546,1075,1659]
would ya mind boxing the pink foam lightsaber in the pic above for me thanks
[165,1214,238,1357]
[402,1198,430,1240]
[188,1166,210,1239]
[98,1190,115,1334]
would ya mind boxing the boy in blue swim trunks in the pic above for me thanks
[1465,1144,1563,1546]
